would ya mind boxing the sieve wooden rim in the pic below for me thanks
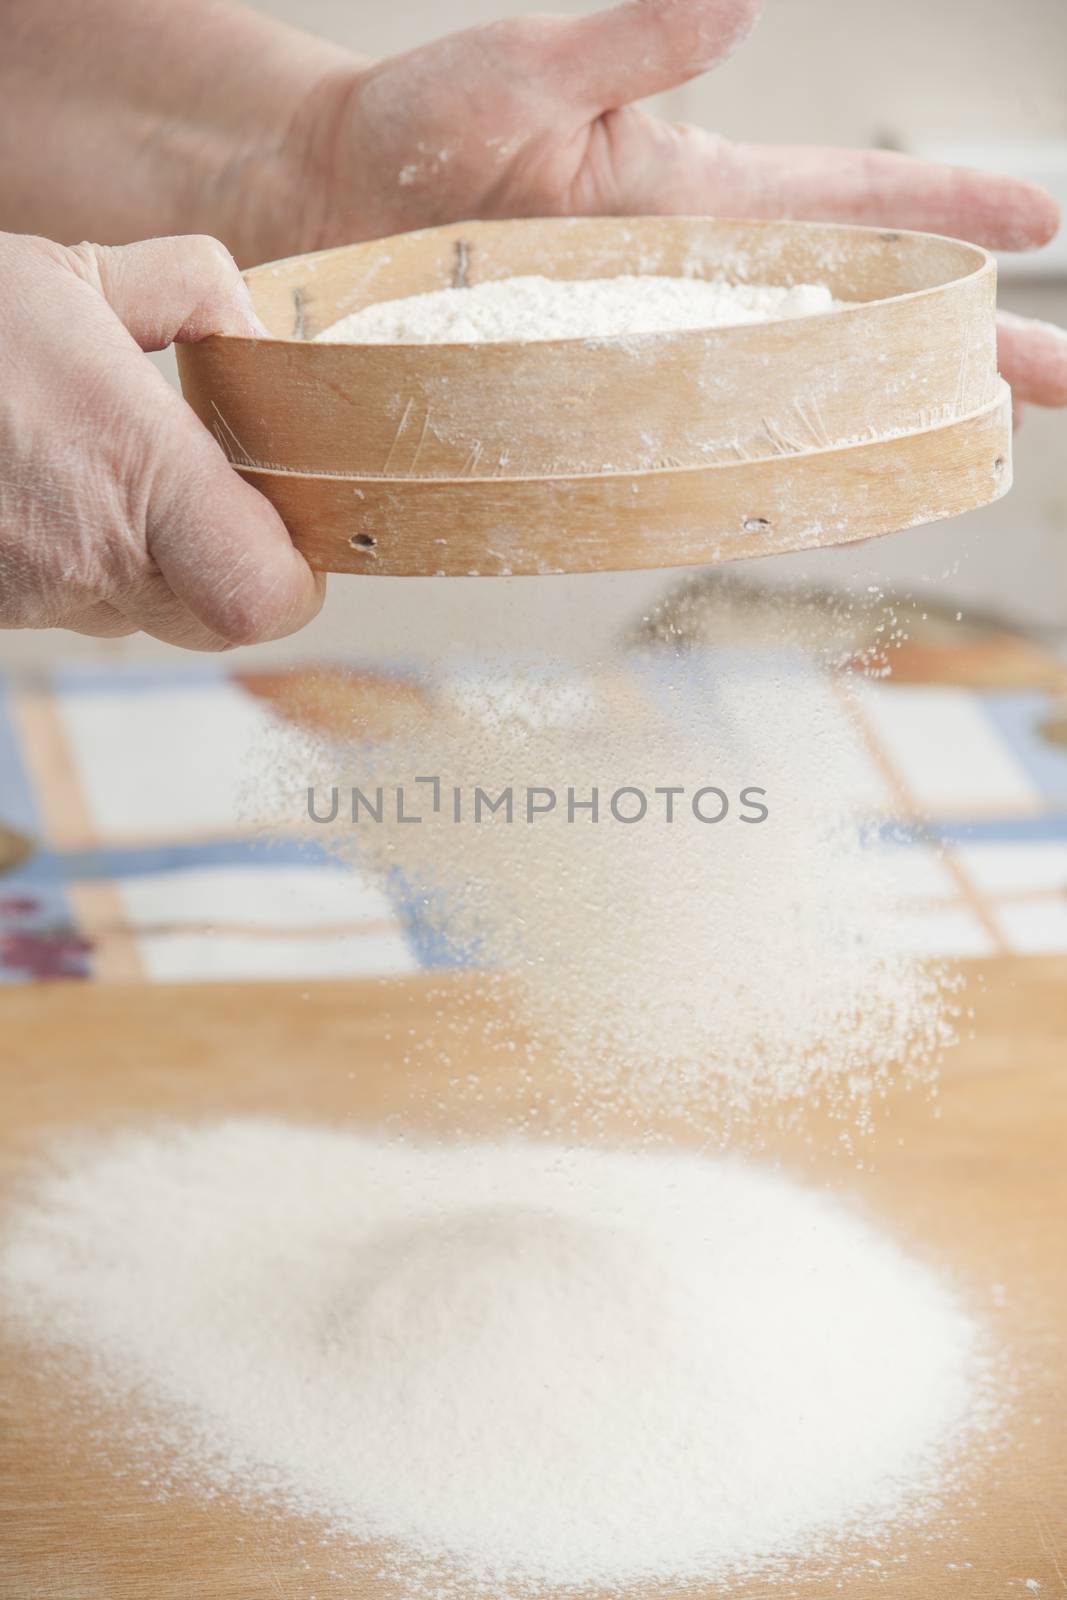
[176,216,1007,576]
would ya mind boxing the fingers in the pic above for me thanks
[566,0,763,110]
[67,595,234,652]
[145,398,326,646]
[107,573,266,652]
[71,573,296,653]
[593,120,1060,251]
[67,601,139,640]
[997,311,1067,409]
[2,228,318,650]
[65,235,268,351]
[694,144,1062,252]
[72,233,325,646]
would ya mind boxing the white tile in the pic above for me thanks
[957,841,1067,897]
[137,929,418,982]
[117,865,395,930]
[867,843,959,900]
[58,683,278,837]
[884,904,999,959]
[855,684,1037,814]
[714,670,893,811]
[997,900,1067,955]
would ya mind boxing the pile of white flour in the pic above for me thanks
[1,1121,985,1591]
[314,274,837,343]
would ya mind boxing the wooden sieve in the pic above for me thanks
[176,217,1011,577]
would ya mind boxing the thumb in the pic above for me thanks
[564,0,763,112]
[64,234,268,352]
[146,414,327,647]
[67,234,323,645]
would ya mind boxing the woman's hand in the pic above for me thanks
[295,0,1067,414]
[0,232,323,646]
[2,0,1064,416]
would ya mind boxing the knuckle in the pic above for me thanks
[60,240,105,291]
[185,234,241,284]
[174,236,251,337]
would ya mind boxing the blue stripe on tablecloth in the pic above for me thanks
[976,693,1067,805]
[933,812,1067,844]
[869,813,1067,846]
[0,678,42,833]
[51,660,428,695]
[0,679,91,981]
[0,835,339,885]
[51,664,229,694]
[384,866,479,969]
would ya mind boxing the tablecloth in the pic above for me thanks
[2,648,1067,983]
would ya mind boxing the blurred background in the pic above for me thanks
[2,0,1066,665]
[5,0,1067,983]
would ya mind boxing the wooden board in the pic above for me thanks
[1,958,1065,1597]
[175,217,1009,576]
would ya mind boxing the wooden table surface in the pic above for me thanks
[1,959,1064,1599]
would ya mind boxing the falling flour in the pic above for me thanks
[273,275,943,1131]
[1,1121,989,1591]
[281,650,955,1128]
[314,273,839,344]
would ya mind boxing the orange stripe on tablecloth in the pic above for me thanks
[65,881,145,981]
[8,686,145,980]
[894,886,1067,911]
[828,677,1011,957]
[8,685,98,849]
[992,885,1067,906]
